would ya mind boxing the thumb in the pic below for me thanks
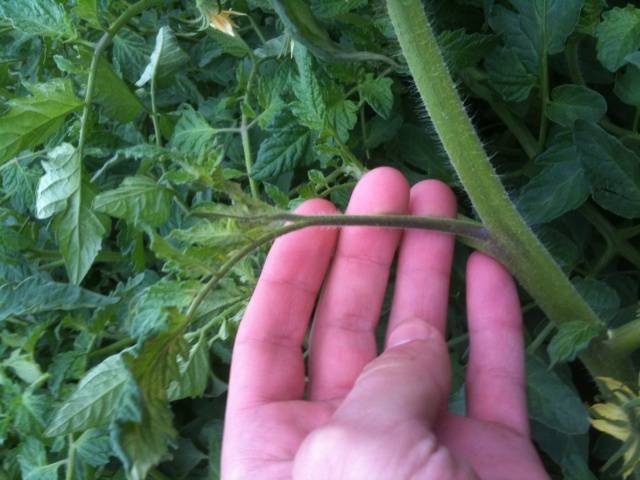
[334,319,451,429]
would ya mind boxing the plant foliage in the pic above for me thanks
[0,0,639,478]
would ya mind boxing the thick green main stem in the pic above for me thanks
[386,0,631,380]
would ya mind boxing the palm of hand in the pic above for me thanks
[228,403,544,479]
[222,168,549,480]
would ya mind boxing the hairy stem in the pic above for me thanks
[78,0,161,162]
[464,69,539,159]
[386,0,632,381]
[212,212,489,242]
[185,213,494,327]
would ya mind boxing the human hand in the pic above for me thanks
[221,167,549,479]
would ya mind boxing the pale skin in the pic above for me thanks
[222,167,550,479]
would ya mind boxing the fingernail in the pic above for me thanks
[387,319,441,348]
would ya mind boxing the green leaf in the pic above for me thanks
[561,454,598,480]
[489,0,584,73]
[438,29,498,74]
[24,463,61,480]
[163,437,208,480]
[54,50,143,123]
[207,29,251,58]
[527,355,590,435]
[113,29,152,83]
[327,97,358,143]
[538,227,580,274]
[576,0,606,35]
[113,397,176,480]
[517,160,589,224]
[390,124,454,183]
[547,321,604,367]
[291,46,326,129]
[573,277,621,323]
[128,279,200,339]
[573,121,640,219]
[75,429,113,467]
[625,51,640,69]
[169,107,218,156]
[0,0,76,40]
[614,62,640,106]
[168,334,210,401]
[54,179,110,284]
[4,351,43,384]
[485,47,536,102]
[360,75,393,119]
[35,143,81,219]
[264,182,291,208]
[91,55,143,123]
[531,421,591,479]
[253,112,313,180]
[17,437,47,473]
[1,159,40,213]
[113,325,186,480]
[45,355,138,437]
[36,144,109,283]
[136,26,189,88]
[74,0,101,28]
[0,80,82,166]
[545,85,607,127]
[93,176,173,227]
[14,392,50,435]
[0,276,118,322]
[311,0,367,18]
[148,234,214,278]
[595,5,640,72]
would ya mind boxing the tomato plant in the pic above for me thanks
[0,0,639,478]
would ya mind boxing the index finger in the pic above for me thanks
[227,199,339,410]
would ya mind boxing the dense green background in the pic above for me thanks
[1,0,639,478]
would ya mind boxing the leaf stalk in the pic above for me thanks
[65,435,76,480]
[78,0,163,163]
[241,60,260,199]
[184,212,495,328]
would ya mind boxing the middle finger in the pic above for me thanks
[308,167,409,402]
